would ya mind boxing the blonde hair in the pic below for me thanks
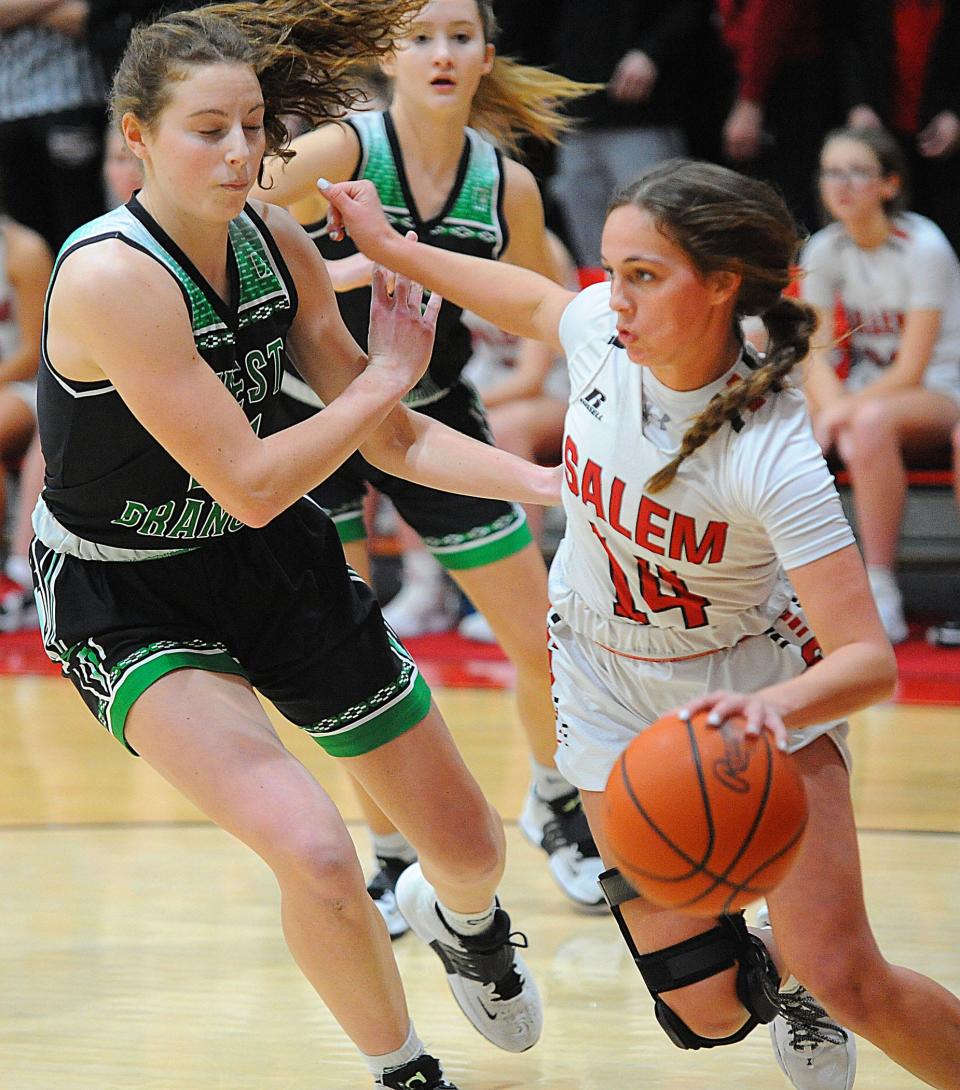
[607,160,817,494]
[110,0,425,174]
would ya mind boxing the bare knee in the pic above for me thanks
[268,828,365,908]
[843,400,899,462]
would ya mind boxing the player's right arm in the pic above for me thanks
[322,178,576,353]
[46,241,435,528]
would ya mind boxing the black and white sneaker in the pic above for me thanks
[770,982,857,1090]
[519,787,605,912]
[395,863,542,1052]
[376,1052,458,1089]
[757,905,856,1090]
[368,856,412,940]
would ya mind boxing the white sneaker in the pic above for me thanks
[519,787,606,912]
[394,863,542,1052]
[770,982,857,1090]
[367,856,412,940]
[866,567,908,644]
[457,611,497,644]
[382,580,460,638]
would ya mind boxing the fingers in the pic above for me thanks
[678,692,788,751]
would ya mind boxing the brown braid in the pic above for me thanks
[110,0,426,173]
[645,297,818,492]
[603,159,813,493]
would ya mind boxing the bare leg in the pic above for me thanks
[344,702,505,913]
[837,389,960,569]
[124,670,410,1055]
[769,737,960,1089]
[451,542,556,767]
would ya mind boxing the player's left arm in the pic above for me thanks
[266,203,560,508]
[500,158,559,281]
[681,545,897,743]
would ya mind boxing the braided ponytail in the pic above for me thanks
[645,296,817,492]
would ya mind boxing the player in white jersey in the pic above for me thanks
[0,211,51,629]
[322,158,960,1090]
[800,126,960,644]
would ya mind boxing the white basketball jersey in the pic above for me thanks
[550,283,855,659]
[801,211,960,397]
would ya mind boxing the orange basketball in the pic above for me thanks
[602,711,808,917]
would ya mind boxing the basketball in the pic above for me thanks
[602,711,808,917]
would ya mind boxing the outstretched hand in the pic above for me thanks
[365,264,442,395]
[678,690,789,751]
[318,177,395,259]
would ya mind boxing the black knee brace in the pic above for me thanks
[599,868,781,1050]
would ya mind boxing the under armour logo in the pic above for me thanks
[580,387,606,419]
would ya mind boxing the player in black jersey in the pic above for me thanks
[31,4,560,1087]
[254,0,607,923]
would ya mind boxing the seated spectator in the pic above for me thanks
[0,209,52,629]
[799,125,960,643]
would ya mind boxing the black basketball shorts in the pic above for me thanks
[281,380,532,569]
[29,499,431,756]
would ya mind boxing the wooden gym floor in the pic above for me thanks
[1,676,958,1089]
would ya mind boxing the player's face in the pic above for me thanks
[818,137,899,222]
[602,204,737,386]
[385,0,494,112]
[128,62,266,223]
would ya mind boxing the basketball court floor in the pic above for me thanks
[1,633,958,1090]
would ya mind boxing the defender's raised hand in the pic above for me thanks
[365,265,442,394]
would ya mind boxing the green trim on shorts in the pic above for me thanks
[308,671,432,757]
[106,647,247,753]
[431,516,533,571]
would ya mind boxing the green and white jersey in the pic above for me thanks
[37,197,298,558]
[301,110,508,407]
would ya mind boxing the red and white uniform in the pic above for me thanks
[548,283,856,790]
[801,211,960,404]
[0,219,36,418]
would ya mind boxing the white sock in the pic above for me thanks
[371,830,417,865]
[438,899,496,937]
[529,758,573,802]
[363,1021,424,1077]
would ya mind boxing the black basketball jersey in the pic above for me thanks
[37,197,299,556]
[304,110,509,407]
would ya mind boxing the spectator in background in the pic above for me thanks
[799,126,960,644]
[536,0,710,268]
[712,0,845,234]
[844,0,960,256]
[0,207,52,630]
[0,0,106,253]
